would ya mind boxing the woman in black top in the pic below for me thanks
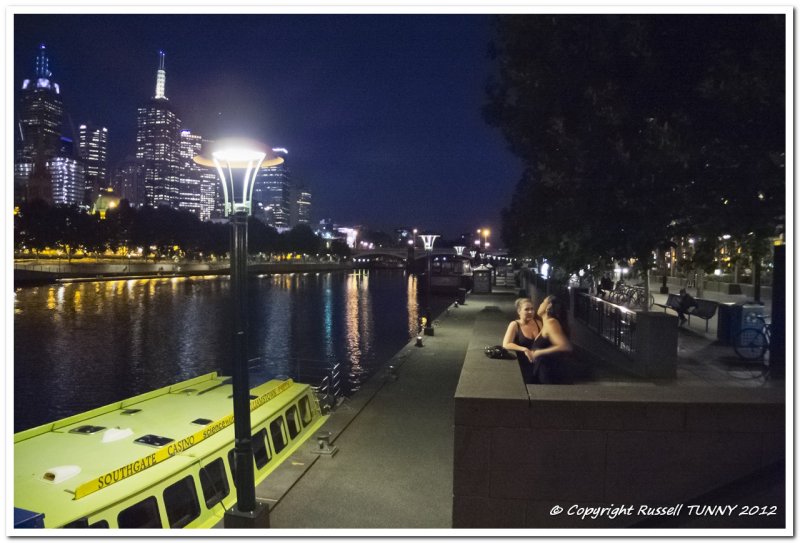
[504,295,572,384]
[503,298,541,383]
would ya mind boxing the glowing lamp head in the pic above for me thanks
[454,246,465,256]
[420,234,439,251]
[194,138,283,217]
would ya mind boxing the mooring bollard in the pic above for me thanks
[415,335,424,347]
[311,431,338,457]
[387,365,398,381]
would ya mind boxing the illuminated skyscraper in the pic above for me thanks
[199,137,221,221]
[78,122,109,204]
[178,130,203,216]
[291,185,312,227]
[48,137,85,205]
[254,148,291,229]
[135,51,181,208]
[15,44,64,204]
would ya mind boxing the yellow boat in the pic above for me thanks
[14,372,328,528]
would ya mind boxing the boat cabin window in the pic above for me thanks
[199,457,230,508]
[299,396,312,425]
[253,428,272,469]
[117,496,162,528]
[270,418,288,454]
[64,517,109,528]
[286,406,302,439]
[163,475,200,528]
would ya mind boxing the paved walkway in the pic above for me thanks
[268,291,515,529]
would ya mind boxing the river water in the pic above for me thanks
[14,270,447,432]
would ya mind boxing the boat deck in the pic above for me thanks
[15,373,310,528]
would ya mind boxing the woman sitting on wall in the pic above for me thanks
[503,295,572,384]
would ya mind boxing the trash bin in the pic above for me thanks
[456,288,467,305]
[472,268,492,294]
[717,302,766,344]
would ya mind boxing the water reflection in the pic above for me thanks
[14,270,448,432]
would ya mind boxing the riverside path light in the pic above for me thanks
[194,139,283,529]
[420,234,439,336]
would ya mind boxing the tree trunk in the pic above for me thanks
[694,268,704,297]
[753,252,762,303]
[642,266,651,310]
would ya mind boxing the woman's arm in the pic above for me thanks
[502,322,534,360]
[530,318,572,360]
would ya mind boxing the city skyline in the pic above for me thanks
[13,14,524,239]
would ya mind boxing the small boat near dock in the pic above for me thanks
[14,372,327,529]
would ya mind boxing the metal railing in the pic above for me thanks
[574,292,637,355]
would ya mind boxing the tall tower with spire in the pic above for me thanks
[135,51,181,208]
[15,43,65,204]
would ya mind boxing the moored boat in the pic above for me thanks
[14,372,327,529]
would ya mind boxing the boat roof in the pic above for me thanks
[14,372,309,527]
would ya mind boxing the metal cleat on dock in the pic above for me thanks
[311,431,338,457]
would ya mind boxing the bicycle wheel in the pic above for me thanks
[733,328,768,360]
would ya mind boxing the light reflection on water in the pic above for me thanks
[14,270,445,432]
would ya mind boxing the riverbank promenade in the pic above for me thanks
[225,285,783,531]
[265,290,514,529]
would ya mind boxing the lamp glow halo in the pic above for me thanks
[193,139,285,216]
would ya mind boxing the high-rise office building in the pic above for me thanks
[48,137,85,205]
[15,44,64,204]
[178,130,203,217]
[291,185,312,227]
[111,157,146,207]
[254,148,291,229]
[78,122,109,204]
[135,51,181,208]
[199,138,220,222]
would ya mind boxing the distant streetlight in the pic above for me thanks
[194,138,283,529]
[454,245,465,256]
[420,234,439,336]
[476,228,490,250]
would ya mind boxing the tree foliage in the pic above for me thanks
[14,202,332,260]
[485,15,785,282]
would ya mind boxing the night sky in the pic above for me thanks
[13,14,523,240]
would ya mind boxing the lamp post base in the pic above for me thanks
[224,501,270,529]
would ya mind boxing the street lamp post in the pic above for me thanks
[194,139,283,529]
[420,234,439,336]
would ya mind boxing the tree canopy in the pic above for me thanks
[485,15,785,280]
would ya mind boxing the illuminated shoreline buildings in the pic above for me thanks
[254,148,292,229]
[78,122,109,204]
[15,44,65,205]
[136,51,181,209]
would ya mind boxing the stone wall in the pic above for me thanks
[453,307,785,528]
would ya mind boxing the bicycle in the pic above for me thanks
[732,313,771,361]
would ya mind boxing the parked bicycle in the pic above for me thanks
[603,284,654,310]
[733,313,771,361]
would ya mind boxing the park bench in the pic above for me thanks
[653,293,681,313]
[687,298,719,332]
